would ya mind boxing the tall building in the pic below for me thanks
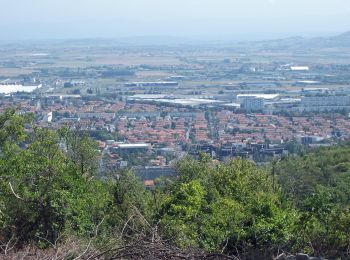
[240,97,264,111]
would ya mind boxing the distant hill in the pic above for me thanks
[247,31,350,50]
[328,31,350,46]
[1,31,350,49]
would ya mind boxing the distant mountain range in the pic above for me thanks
[324,31,350,47]
[245,31,350,50]
[1,31,350,49]
[60,31,350,49]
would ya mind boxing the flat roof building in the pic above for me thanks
[118,144,150,149]
[291,66,309,71]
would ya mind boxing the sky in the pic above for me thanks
[0,0,349,41]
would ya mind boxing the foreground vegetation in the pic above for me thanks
[0,109,349,259]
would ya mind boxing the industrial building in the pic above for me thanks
[298,95,350,112]
[290,66,309,71]
[114,143,151,153]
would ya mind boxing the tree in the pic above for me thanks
[292,186,350,256]
[0,110,111,247]
[275,146,350,257]
[159,156,296,255]
[59,128,99,176]
[0,108,32,147]
[109,170,153,235]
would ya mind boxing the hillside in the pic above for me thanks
[0,109,349,259]
[242,30,350,50]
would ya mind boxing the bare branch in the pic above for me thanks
[5,234,17,255]
[8,182,23,200]
[73,239,92,260]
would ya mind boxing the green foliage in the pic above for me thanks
[276,145,350,204]
[0,108,32,146]
[0,110,111,247]
[161,180,206,248]
[59,128,100,176]
[293,187,350,255]
[111,170,153,223]
[160,148,350,258]
[275,146,350,257]
[159,157,296,253]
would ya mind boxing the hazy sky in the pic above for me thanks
[0,0,349,40]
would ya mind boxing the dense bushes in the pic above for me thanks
[158,149,350,258]
[0,110,111,246]
[275,146,350,257]
[158,155,298,257]
[0,109,148,251]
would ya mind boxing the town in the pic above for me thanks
[1,33,350,185]
[2,1,350,258]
